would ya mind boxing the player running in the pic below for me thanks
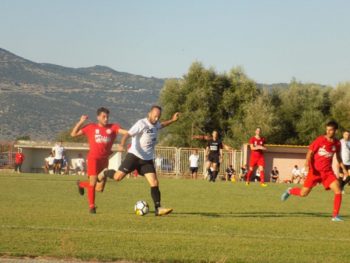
[281,121,348,222]
[245,127,268,187]
[205,130,223,182]
[71,107,128,214]
[96,105,180,216]
[339,130,350,192]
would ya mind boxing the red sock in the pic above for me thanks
[289,188,301,196]
[87,185,96,208]
[79,181,89,188]
[246,170,253,182]
[260,170,265,183]
[333,193,342,217]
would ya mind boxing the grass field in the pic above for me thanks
[1,173,350,263]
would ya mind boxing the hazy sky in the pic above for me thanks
[1,0,349,86]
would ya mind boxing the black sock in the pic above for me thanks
[207,169,212,180]
[151,186,161,209]
[212,171,218,181]
[105,169,116,179]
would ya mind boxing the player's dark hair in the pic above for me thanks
[97,107,110,116]
[326,120,338,130]
[344,130,350,133]
[150,105,162,112]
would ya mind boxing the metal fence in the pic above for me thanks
[0,142,16,169]
[155,146,243,178]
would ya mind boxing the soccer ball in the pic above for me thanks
[134,200,149,216]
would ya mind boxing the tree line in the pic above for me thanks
[158,62,350,148]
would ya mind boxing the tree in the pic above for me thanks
[330,82,350,131]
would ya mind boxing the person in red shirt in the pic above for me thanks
[245,127,268,187]
[14,148,25,173]
[70,107,128,214]
[281,121,348,222]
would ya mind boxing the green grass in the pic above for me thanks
[0,173,350,263]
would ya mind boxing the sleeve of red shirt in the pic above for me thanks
[81,124,92,135]
[249,137,254,144]
[309,137,320,152]
[112,124,120,134]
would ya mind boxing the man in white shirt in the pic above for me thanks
[189,150,200,179]
[44,152,55,174]
[52,141,65,174]
[97,105,180,216]
[339,130,350,191]
[291,165,302,184]
[75,153,85,175]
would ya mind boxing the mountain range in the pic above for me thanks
[0,48,164,140]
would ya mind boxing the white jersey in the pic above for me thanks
[52,145,64,159]
[128,118,162,160]
[45,156,55,165]
[189,154,199,168]
[340,139,350,165]
[76,158,85,168]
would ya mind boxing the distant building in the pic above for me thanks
[14,140,122,173]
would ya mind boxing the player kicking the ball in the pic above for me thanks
[245,127,268,187]
[281,121,348,222]
[71,107,128,214]
[96,105,179,216]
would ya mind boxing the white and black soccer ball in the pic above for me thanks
[134,200,149,216]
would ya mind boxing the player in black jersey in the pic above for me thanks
[205,130,223,182]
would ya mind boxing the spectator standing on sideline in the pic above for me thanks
[14,148,25,173]
[52,141,65,174]
[189,149,199,179]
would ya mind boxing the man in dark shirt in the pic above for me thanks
[205,130,223,182]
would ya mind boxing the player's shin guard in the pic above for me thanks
[151,186,161,209]
[246,170,253,182]
[289,188,301,196]
[333,193,342,217]
[260,170,265,183]
[87,185,96,208]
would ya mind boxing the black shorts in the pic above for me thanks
[339,165,350,174]
[190,167,198,173]
[208,153,220,164]
[54,159,63,166]
[119,153,156,176]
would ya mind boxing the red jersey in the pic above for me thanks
[309,135,340,172]
[82,123,120,159]
[15,153,25,164]
[249,136,266,157]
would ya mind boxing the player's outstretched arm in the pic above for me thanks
[71,115,88,137]
[160,112,180,128]
[118,132,131,152]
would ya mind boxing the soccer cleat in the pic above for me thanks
[331,216,344,222]
[89,207,97,214]
[76,180,84,196]
[281,187,292,201]
[260,183,268,187]
[245,182,250,186]
[155,207,173,216]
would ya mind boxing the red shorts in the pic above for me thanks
[303,169,337,190]
[249,155,265,167]
[87,157,109,177]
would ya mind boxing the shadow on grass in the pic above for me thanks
[174,211,349,219]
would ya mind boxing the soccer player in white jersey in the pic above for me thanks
[96,105,180,216]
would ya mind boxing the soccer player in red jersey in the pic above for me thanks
[281,121,349,222]
[245,127,268,187]
[70,107,128,214]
